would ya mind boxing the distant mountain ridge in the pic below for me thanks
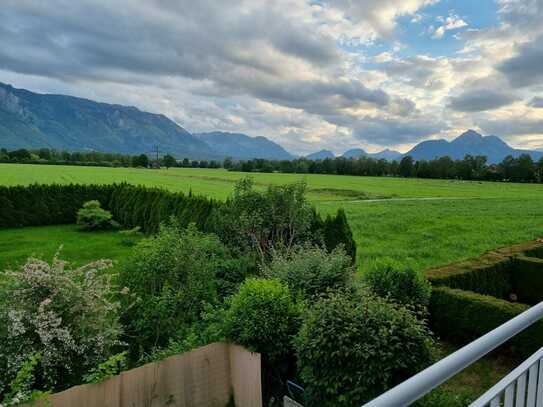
[405,130,543,164]
[195,131,294,160]
[0,82,220,159]
[0,82,293,160]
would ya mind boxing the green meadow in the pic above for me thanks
[1,163,543,272]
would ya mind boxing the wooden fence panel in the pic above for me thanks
[20,342,261,407]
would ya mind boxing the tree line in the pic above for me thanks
[228,154,543,183]
[0,148,221,169]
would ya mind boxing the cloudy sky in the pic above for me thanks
[1,0,542,154]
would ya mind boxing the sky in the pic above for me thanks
[1,0,542,155]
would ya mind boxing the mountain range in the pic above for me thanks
[195,131,293,160]
[404,130,543,164]
[1,82,542,164]
[0,82,288,160]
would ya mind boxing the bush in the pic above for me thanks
[77,200,117,230]
[223,278,300,364]
[0,255,122,393]
[118,222,231,357]
[362,258,432,308]
[263,244,354,299]
[209,178,314,260]
[430,286,543,359]
[295,290,433,406]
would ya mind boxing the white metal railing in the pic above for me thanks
[470,347,543,407]
[363,301,543,407]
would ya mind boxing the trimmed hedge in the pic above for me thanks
[0,183,356,259]
[426,254,512,299]
[430,286,543,359]
[512,256,543,305]
[0,184,116,228]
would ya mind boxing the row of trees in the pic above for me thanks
[230,154,543,183]
[0,148,221,169]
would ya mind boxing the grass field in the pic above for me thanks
[0,224,138,273]
[1,163,543,272]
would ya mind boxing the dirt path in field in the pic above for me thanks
[322,196,480,204]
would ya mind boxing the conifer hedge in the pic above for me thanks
[0,183,356,259]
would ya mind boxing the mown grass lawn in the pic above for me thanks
[0,224,138,273]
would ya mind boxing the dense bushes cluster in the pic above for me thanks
[295,289,433,406]
[230,153,543,183]
[362,258,432,309]
[0,178,444,406]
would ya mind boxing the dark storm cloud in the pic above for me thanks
[478,117,543,136]
[498,35,543,87]
[447,89,518,112]
[351,116,444,146]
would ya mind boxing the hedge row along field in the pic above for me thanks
[427,239,543,359]
[0,182,356,260]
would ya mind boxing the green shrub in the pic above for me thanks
[118,222,230,357]
[362,258,431,308]
[1,353,49,406]
[0,256,122,393]
[223,278,300,364]
[83,352,128,384]
[429,286,543,359]
[263,244,354,299]
[295,290,433,406]
[512,256,543,304]
[322,208,356,262]
[209,178,314,260]
[77,200,117,230]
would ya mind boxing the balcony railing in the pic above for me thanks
[363,301,543,407]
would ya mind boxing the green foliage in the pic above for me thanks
[322,208,356,261]
[362,258,432,308]
[0,255,122,393]
[1,353,50,406]
[430,286,543,359]
[223,278,300,364]
[263,244,354,299]
[83,352,128,384]
[118,226,143,247]
[426,255,513,299]
[295,290,433,406]
[511,256,543,304]
[0,183,116,228]
[77,200,117,231]
[414,388,474,407]
[141,304,226,364]
[118,222,230,357]
[210,178,314,260]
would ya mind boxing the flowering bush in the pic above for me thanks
[0,254,123,394]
